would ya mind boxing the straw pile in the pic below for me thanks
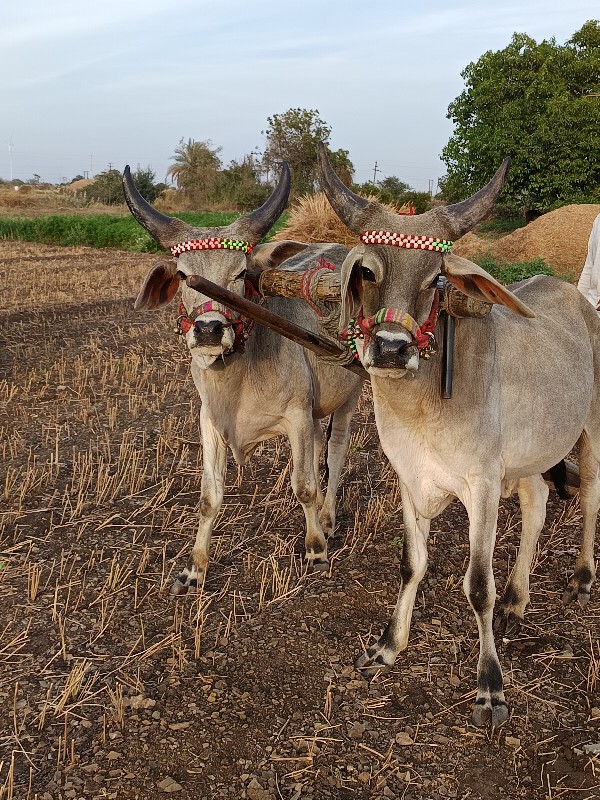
[65,178,95,193]
[272,192,412,247]
[454,204,600,280]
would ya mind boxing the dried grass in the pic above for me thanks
[0,238,598,798]
[454,204,600,280]
[272,192,413,247]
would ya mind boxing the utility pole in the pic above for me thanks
[428,179,433,197]
[372,161,379,184]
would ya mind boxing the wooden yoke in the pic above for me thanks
[255,269,493,318]
[255,269,342,302]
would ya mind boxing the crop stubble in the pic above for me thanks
[0,241,599,800]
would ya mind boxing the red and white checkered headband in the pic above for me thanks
[171,238,254,257]
[360,231,453,253]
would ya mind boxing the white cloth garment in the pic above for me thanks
[577,213,600,312]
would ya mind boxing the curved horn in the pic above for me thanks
[122,165,191,248]
[441,159,511,239]
[235,162,291,243]
[316,142,372,233]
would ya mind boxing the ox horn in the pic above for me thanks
[316,142,373,233]
[442,159,511,239]
[122,165,191,248]
[235,162,291,243]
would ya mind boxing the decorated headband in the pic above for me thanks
[171,238,254,257]
[360,231,453,253]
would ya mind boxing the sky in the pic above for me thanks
[1,0,598,193]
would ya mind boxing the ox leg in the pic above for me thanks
[356,483,429,673]
[496,474,548,636]
[318,397,357,539]
[285,413,329,570]
[463,482,508,727]
[564,431,599,606]
[312,420,325,512]
[170,414,227,596]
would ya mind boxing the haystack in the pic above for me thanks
[452,232,491,260]
[488,204,600,278]
[454,204,600,279]
[66,178,95,193]
[272,192,413,247]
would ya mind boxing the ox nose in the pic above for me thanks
[372,334,415,369]
[193,318,225,343]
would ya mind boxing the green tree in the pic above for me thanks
[441,20,600,209]
[85,168,123,205]
[167,138,222,208]
[262,109,354,196]
[327,148,354,187]
[131,165,162,203]
[351,176,432,214]
[216,156,271,210]
[378,176,412,199]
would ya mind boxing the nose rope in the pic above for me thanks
[176,277,260,352]
[341,289,441,360]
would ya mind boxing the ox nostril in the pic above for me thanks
[194,319,224,339]
[373,334,413,367]
[374,336,407,357]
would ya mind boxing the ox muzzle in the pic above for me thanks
[371,327,420,370]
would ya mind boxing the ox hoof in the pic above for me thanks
[493,610,524,639]
[306,553,329,574]
[472,701,509,728]
[170,567,203,596]
[355,648,392,678]
[170,577,191,596]
[562,585,591,608]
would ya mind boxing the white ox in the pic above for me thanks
[317,144,600,726]
[123,164,363,593]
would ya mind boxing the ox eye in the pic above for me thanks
[176,270,186,280]
[235,269,247,281]
[362,267,376,283]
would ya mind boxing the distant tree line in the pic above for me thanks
[77,108,430,213]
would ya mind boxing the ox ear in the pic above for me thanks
[442,254,535,318]
[134,261,181,311]
[250,240,309,271]
[339,247,365,330]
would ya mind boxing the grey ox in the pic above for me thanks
[317,143,600,726]
[122,164,363,594]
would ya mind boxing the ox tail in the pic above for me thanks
[323,415,334,485]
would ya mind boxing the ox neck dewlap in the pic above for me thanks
[171,238,254,257]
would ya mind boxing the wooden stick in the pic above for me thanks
[185,275,366,377]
